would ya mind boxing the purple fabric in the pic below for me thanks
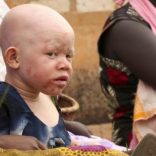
[68,132,128,151]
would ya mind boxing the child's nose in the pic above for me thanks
[57,57,72,70]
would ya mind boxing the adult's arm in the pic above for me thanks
[103,19,156,89]
[64,120,91,137]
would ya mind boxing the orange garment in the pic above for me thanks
[131,80,156,149]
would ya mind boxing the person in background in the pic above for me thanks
[97,0,156,148]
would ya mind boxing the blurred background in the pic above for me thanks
[5,0,116,126]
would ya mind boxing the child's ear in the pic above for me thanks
[4,47,19,69]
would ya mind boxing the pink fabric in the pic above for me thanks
[115,0,126,5]
[114,0,156,35]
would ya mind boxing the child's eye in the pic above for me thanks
[47,52,57,58]
[66,53,74,61]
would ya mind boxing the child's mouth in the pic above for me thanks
[54,76,69,87]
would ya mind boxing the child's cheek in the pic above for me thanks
[43,80,53,89]
[25,67,40,80]
[25,67,31,75]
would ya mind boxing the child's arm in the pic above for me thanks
[0,135,46,150]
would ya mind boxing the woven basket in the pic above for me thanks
[58,94,80,120]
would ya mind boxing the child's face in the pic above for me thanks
[18,29,75,96]
[1,4,75,96]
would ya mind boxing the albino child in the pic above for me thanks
[0,3,74,148]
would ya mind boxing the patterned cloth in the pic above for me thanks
[114,0,156,35]
[58,145,129,156]
[0,82,71,148]
[98,3,149,146]
[0,146,129,156]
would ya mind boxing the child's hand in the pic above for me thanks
[0,135,47,150]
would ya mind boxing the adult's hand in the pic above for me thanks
[0,135,47,150]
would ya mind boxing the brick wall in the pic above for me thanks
[31,0,115,12]
[6,0,115,12]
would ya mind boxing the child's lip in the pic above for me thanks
[55,76,69,81]
[54,76,69,86]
